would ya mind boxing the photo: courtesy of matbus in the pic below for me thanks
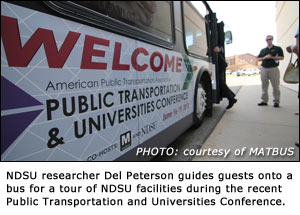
[1,1,232,161]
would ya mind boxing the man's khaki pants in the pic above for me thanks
[260,67,280,104]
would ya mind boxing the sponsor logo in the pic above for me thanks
[120,131,132,151]
[133,121,158,139]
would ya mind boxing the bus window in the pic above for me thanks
[183,2,208,57]
[73,1,174,43]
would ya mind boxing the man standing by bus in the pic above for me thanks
[257,35,284,108]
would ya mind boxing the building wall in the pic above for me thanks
[226,54,259,72]
[276,1,299,92]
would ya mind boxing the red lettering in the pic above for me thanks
[176,57,182,73]
[112,42,130,71]
[1,16,181,74]
[150,52,163,72]
[164,54,175,72]
[81,35,109,70]
[131,48,149,71]
[1,16,80,68]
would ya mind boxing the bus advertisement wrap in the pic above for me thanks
[1,2,210,161]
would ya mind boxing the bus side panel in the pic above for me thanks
[116,114,193,161]
[1,2,196,161]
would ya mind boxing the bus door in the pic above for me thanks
[206,12,221,104]
[205,12,230,104]
[216,21,227,102]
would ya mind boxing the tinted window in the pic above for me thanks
[183,2,208,57]
[74,1,173,42]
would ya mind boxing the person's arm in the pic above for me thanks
[274,47,284,60]
[257,50,265,61]
[268,55,284,60]
[257,55,268,61]
[258,54,283,61]
[260,48,284,61]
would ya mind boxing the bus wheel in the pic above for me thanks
[193,82,206,128]
[193,75,213,129]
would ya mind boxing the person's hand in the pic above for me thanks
[286,45,293,53]
[286,45,298,54]
[213,46,221,53]
[264,54,272,60]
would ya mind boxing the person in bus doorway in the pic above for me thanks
[257,35,284,108]
[286,26,299,147]
[213,46,237,109]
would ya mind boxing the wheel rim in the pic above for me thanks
[196,83,206,119]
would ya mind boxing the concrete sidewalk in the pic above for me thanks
[193,76,299,161]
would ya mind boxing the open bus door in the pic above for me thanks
[215,22,233,104]
[204,5,232,104]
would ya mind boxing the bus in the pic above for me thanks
[1,1,232,161]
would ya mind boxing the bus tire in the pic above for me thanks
[193,75,212,129]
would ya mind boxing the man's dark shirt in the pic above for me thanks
[258,45,284,68]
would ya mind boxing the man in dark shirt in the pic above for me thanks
[257,35,284,107]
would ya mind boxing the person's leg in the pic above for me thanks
[260,68,269,104]
[221,82,235,100]
[222,83,237,109]
[269,67,281,105]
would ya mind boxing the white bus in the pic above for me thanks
[1,1,232,161]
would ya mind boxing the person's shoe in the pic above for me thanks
[273,103,280,108]
[227,98,237,109]
[295,142,299,147]
[258,102,268,106]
